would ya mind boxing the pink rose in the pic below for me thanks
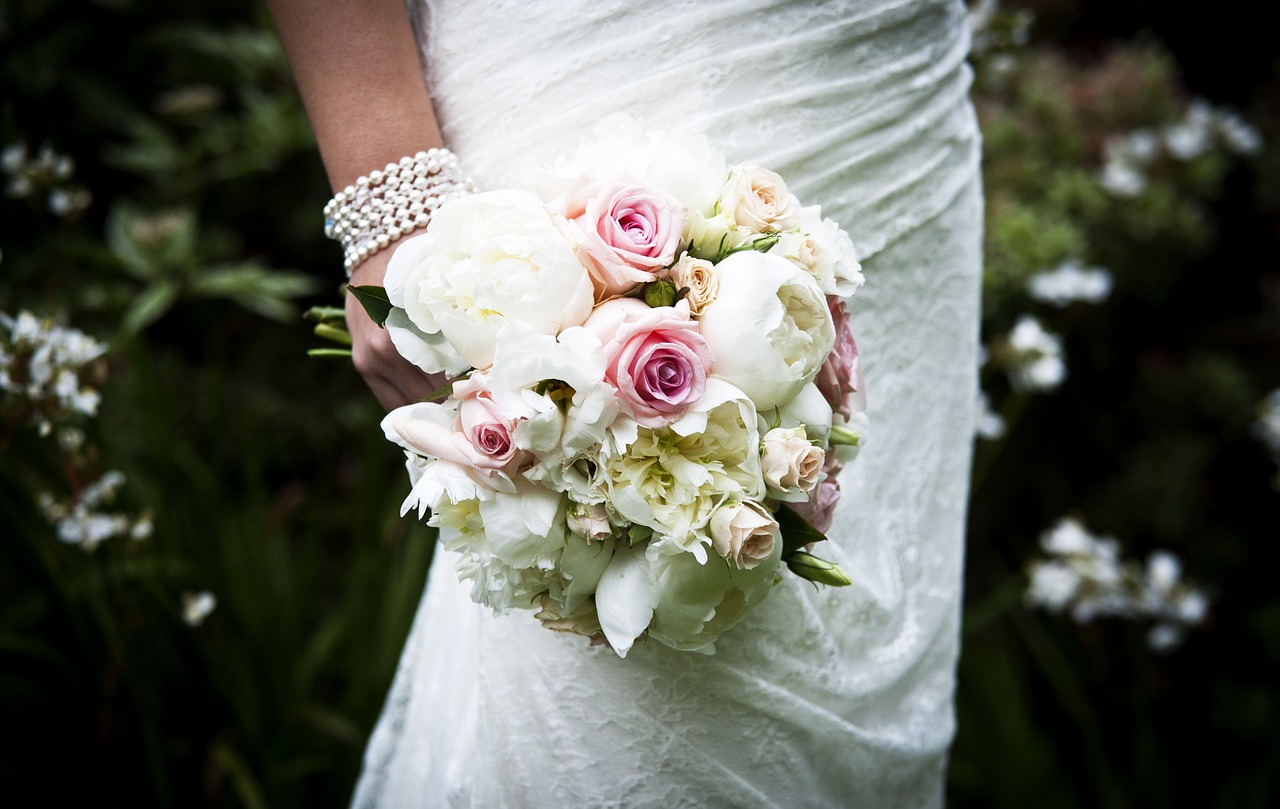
[813,297,864,419]
[450,374,522,470]
[567,183,686,299]
[583,298,713,426]
[785,454,843,534]
[389,375,523,482]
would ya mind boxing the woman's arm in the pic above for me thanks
[268,0,445,408]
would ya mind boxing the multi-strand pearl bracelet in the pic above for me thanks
[323,147,477,275]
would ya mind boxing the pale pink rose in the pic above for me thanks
[583,298,713,426]
[785,454,843,534]
[813,297,863,419]
[761,426,824,496]
[567,182,687,298]
[710,500,779,570]
[417,373,521,471]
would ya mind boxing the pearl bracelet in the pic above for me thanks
[323,148,477,275]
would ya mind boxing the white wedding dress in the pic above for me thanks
[352,1,982,806]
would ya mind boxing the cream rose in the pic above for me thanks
[698,251,836,410]
[720,165,801,232]
[760,426,824,501]
[709,500,779,569]
[668,254,718,315]
[385,190,595,371]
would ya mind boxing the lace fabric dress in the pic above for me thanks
[352,1,982,806]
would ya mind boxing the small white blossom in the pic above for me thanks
[1099,156,1147,197]
[1,309,109,429]
[36,470,151,551]
[1163,99,1216,160]
[1025,518,1210,651]
[1215,109,1263,156]
[974,390,1006,440]
[1004,316,1066,392]
[1027,260,1113,307]
[181,591,217,626]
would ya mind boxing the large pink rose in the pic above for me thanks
[813,297,864,419]
[567,183,686,299]
[583,298,713,426]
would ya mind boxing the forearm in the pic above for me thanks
[267,0,443,192]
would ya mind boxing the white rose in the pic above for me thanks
[698,251,836,410]
[709,500,779,569]
[720,165,801,232]
[667,253,719,315]
[384,190,595,371]
[759,427,824,501]
[796,205,864,297]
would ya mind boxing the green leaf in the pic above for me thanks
[783,550,852,587]
[776,506,829,555]
[346,285,393,327]
[120,280,180,336]
[643,280,678,308]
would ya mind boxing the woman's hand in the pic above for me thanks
[346,249,446,410]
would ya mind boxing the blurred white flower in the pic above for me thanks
[1004,315,1066,392]
[1025,517,1210,652]
[36,470,152,551]
[1099,156,1147,197]
[181,591,217,627]
[1,309,108,432]
[1163,99,1216,160]
[974,390,1006,440]
[1215,109,1263,156]
[1027,260,1113,307]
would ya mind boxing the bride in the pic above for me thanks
[270,0,981,806]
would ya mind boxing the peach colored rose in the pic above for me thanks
[709,500,779,570]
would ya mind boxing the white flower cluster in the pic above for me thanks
[1100,100,1263,198]
[1,310,109,435]
[1,142,91,217]
[1027,259,1113,307]
[1025,518,1210,651]
[37,470,153,550]
[1002,315,1066,392]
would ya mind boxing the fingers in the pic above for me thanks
[345,251,444,410]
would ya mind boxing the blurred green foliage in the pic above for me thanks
[1,0,1278,807]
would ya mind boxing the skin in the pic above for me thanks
[267,0,447,409]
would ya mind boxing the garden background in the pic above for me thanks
[2,0,1278,806]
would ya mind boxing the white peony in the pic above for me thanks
[384,190,595,371]
[698,251,836,410]
[601,379,763,560]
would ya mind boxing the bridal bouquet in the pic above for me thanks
[361,119,867,656]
